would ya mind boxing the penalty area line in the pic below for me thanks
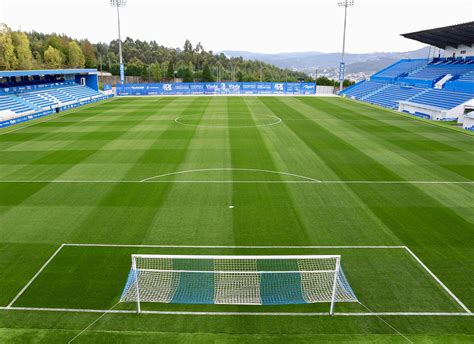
[62,243,407,249]
[403,246,471,314]
[7,244,65,308]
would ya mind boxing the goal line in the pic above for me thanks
[0,306,472,317]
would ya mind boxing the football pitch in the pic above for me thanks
[0,96,473,343]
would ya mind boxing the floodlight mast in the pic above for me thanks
[338,0,354,93]
[111,0,126,84]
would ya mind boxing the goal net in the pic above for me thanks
[120,254,357,314]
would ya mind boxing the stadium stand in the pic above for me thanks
[408,89,474,110]
[444,70,474,93]
[0,69,111,128]
[363,85,423,109]
[0,95,36,114]
[399,59,474,87]
[371,59,429,83]
[337,81,388,99]
[341,22,474,128]
[60,85,104,100]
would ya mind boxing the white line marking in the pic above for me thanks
[67,301,121,343]
[335,312,474,316]
[0,180,471,185]
[1,307,472,317]
[403,247,471,313]
[7,244,65,308]
[63,243,406,249]
[320,181,474,185]
[140,168,322,183]
[0,306,134,314]
[358,301,413,343]
[175,113,282,128]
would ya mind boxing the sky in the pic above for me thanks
[1,0,473,54]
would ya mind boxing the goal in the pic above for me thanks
[120,254,357,315]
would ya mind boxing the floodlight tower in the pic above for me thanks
[337,0,354,93]
[111,0,126,84]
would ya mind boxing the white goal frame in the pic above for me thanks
[129,254,342,315]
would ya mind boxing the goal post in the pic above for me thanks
[120,254,357,315]
[131,255,141,314]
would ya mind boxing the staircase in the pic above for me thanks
[405,89,430,103]
[13,95,40,112]
[359,84,391,101]
[434,74,453,89]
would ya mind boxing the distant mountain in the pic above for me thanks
[221,47,430,75]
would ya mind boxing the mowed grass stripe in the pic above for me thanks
[0,99,172,238]
[142,97,236,244]
[285,97,474,222]
[242,97,339,181]
[0,98,187,299]
[0,99,179,250]
[227,97,311,246]
[245,96,401,245]
[289,97,474,224]
[0,99,165,181]
[0,98,144,148]
[260,97,472,310]
[298,97,474,181]
[333,97,474,148]
[68,97,212,244]
[0,99,165,305]
[259,97,404,182]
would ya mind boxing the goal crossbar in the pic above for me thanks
[132,254,342,260]
[121,254,357,315]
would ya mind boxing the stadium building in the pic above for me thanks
[0,69,110,128]
[341,22,474,130]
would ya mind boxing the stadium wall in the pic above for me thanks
[74,74,99,91]
[445,44,474,58]
[463,114,474,130]
[316,85,336,94]
[116,82,317,96]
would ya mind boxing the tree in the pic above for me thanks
[11,31,32,70]
[166,61,174,81]
[44,45,63,68]
[126,57,146,76]
[2,28,313,81]
[183,39,193,53]
[237,70,244,82]
[202,63,214,82]
[182,67,193,82]
[149,62,162,82]
[81,40,97,68]
[45,34,69,57]
[316,76,335,86]
[0,28,18,70]
[68,41,85,68]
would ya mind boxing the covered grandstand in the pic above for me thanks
[341,22,474,129]
[0,69,110,128]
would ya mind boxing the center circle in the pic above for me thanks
[175,112,282,128]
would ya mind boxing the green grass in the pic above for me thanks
[0,96,473,343]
